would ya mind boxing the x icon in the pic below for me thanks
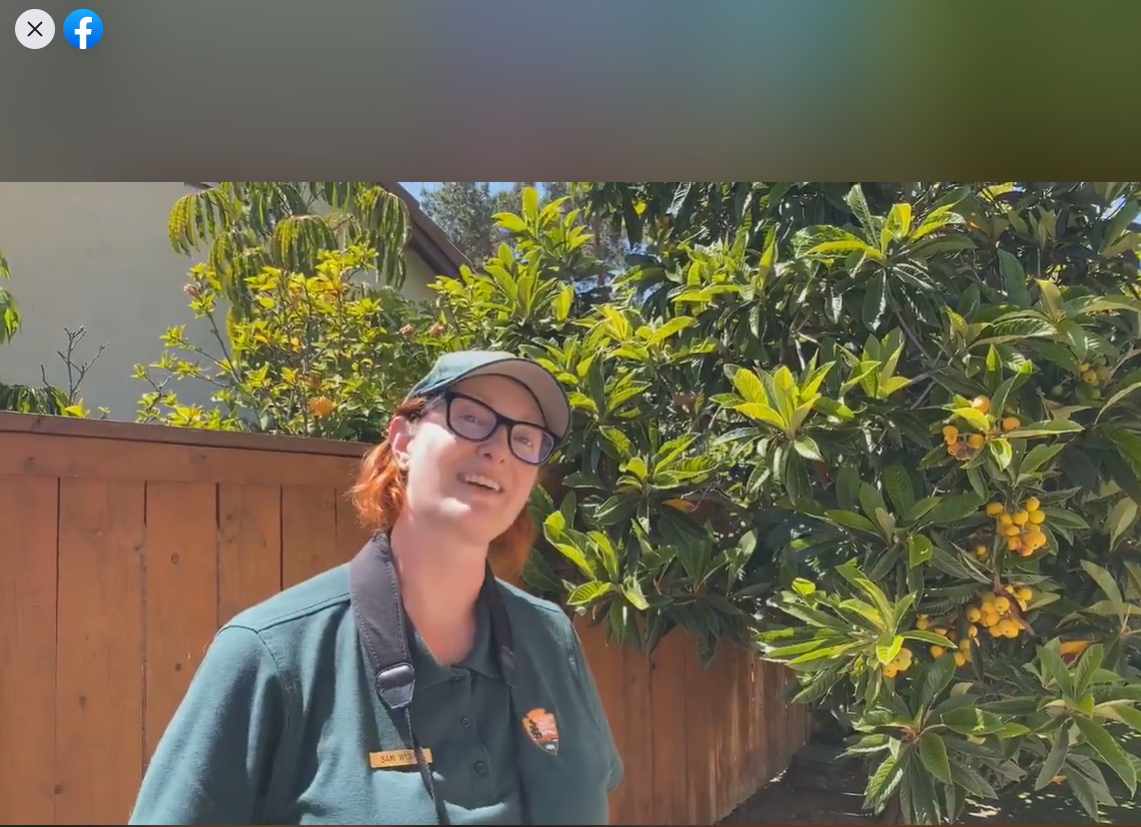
[15,10,55,48]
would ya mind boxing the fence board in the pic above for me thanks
[0,476,59,825]
[618,643,655,825]
[143,482,219,764]
[335,488,372,566]
[55,479,146,825]
[0,412,810,825]
[281,486,340,588]
[218,483,282,626]
[0,432,360,487]
[650,630,692,825]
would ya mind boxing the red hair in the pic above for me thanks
[348,397,538,584]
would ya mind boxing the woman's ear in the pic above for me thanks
[387,415,414,471]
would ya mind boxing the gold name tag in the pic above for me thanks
[369,748,432,769]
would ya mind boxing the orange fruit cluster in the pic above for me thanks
[308,396,336,417]
[1079,361,1110,387]
[916,615,972,667]
[882,645,914,678]
[965,585,1033,641]
[941,396,1021,461]
[984,498,1047,556]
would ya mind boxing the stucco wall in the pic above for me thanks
[0,183,439,420]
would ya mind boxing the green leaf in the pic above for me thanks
[1095,380,1141,424]
[1073,644,1106,698]
[791,577,816,597]
[904,753,940,824]
[729,366,766,405]
[997,249,1032,307]
[864,752,905,810]
[883,464,915,515]
[835,560,895,623]
[928,493,984,525]
[1037,645,1074,696]
[1043,507,1091,530]
[1058,318,1088,361]
[909,235,976,259]
[825,509,881,535]
[837,464,860,512]
[1019,443,1066,476]
[966,465,988,500]
[1081,560,1126,618]
[977,315,1057,346]
[1102,424,1141,472]
[904,630,959,648]
[1004,420,1085,439]
[791,667,844,703]
[943,734,1006,761]
[862,272,888,330]
[592,496,640,527]
[858,481,888,523]
[793,436,824,461]
[521,186,539,217]
[950,759,998,800]
[903,496,942,525]
[761,639,831,659]
[919,732,952,785]
[1103,704,1141,734]
[598,426,635,459]
[919,651,957,709]
[908,534,933,567]
[991,375,1019,417]
[1065,768,1104,822]
[1069,754,1120,807]
[873,507,896,537]
[939,707,1008,735]
[988,437,1013,470]
[1106,497,1138,552]
[622,578,650,611]
[876,635,904,665]
[566,580,614,607]
[733,401,787,431]
[1073,717,1137,795]
[951,405,991,431]
[1035,733,1070,791]
[787,641,861,666]
[881,202,913,249]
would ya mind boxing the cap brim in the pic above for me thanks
[456,358,571,439]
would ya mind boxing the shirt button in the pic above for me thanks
[474,760,487,774]
[460,716,472,728]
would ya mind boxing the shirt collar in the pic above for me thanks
[410,590,501,687]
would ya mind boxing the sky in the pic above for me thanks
[399,182,515,203]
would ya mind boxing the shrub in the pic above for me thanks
[135,247,442,441]
[0,250,101,416]
[136,183,440,441]
[423,183,1141,823]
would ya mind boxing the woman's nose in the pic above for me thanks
[477,423,511,460]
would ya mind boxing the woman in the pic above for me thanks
[129,350,623,825]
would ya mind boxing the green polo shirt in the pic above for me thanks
[128,564,622,825]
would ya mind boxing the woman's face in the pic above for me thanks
[390,374,544,545]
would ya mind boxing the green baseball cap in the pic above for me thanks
[406,350,571,439]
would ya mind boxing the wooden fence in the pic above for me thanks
[0,412,808,825]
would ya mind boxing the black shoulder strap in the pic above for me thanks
[349,533,519,825]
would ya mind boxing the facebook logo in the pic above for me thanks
[63,9,102,49]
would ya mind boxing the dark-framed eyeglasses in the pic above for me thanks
[431,391,558,465]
